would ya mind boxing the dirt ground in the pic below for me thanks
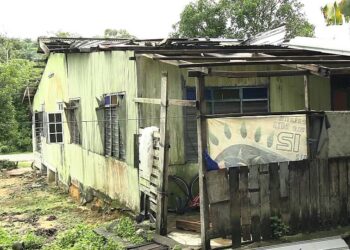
[0,168,121,248]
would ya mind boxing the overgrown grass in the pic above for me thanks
[17,161,33,168]
[44,224,123,250]
[0,228,45,250]
[113,217,151,244]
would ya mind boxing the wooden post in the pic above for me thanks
[196,74,211,249]
[230,167,241,248]
[304,75,310,111]
[156,72,170,236]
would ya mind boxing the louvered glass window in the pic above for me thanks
[66,100,81,145]
[104,93,125,160]
[34,112,44,152]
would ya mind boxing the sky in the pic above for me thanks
[0,0,338,39]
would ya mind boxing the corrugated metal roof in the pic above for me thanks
[244,26,287,46]
[38,37,243,54]
[287,37,350,56]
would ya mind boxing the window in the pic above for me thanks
[184,86,269,162]
[48,113,63,143]
[103,93,126,160]
[66,100,81,145]
[34,112,44,152]
[186,86,269,114]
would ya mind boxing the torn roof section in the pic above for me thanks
[287,36,350,57]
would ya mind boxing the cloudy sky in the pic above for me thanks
[0,0,333,39]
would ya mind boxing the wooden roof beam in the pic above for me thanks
[134,48,309,55]
[178,60,350,68]
[206,69,310,78]
[136,53,209,75]
[152,55,348,61]
[319,67,350,77]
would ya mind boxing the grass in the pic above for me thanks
[0,173,124,249]
[0,228,45,250]
[17,161,33,168]
[44,224,124,250]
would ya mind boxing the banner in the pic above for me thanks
[207,115,308,167]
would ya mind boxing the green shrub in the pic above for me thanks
[46,224,105,250]
[270,216,289,239]
[114,217,145,244]
[23,232,45,249]
[0,227,18,249]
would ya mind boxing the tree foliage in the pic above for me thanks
[322,0,350,25]
[172,0,314,39]
[0,35,41,153]
[104,29,136,39]
[171,0,227,38]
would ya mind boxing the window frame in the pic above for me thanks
[34,111,44,152]
[103,92,126,160]
[47,112,64,144]
[66,98,82,145]
[186,85,270,114]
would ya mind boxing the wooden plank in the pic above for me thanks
[229,167,241,248]
[134,98,161,105]
[202,110,323,119]
[259,164,271,240]
[240,166,251,241]
[347,159,350,221]
[329,159,340,227]
[269,163,280,217]
[299,160,310,231]
[196,74,210,249]
[279,162,290,224]
[150,201,157,213]
[153,55,345,61]
[304,75,310,111]
[153,159,160,168]
[209,69,309,78]
[178,60,350,68]
[153,234,185,249]
[134,48,316,55]
[309,159,320,230]
[279,162,289,198]
[289,161,300,233]
[338,159,348,226]
[206,169,229,204]
[134,98,196,107]
[248,165,261,242]
[319,159,330,227]
[176,220,201,233]
[156,72,170,236]
[169,99,197,107]
[211,201,231,237]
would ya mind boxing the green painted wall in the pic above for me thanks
[33,52,332,211]
[136,57,332,165]
[33,52,140,210]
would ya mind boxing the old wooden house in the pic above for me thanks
[30,35,350,248]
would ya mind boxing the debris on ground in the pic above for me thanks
[0,169,125,249]
[6,167,33,177]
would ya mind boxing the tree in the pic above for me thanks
[322,0,350,25]
[104,29,136,39]
[0,35,42,153]
[172,0,314,39]
[171,0,227,38]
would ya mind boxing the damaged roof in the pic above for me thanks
[38,37,245,54]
